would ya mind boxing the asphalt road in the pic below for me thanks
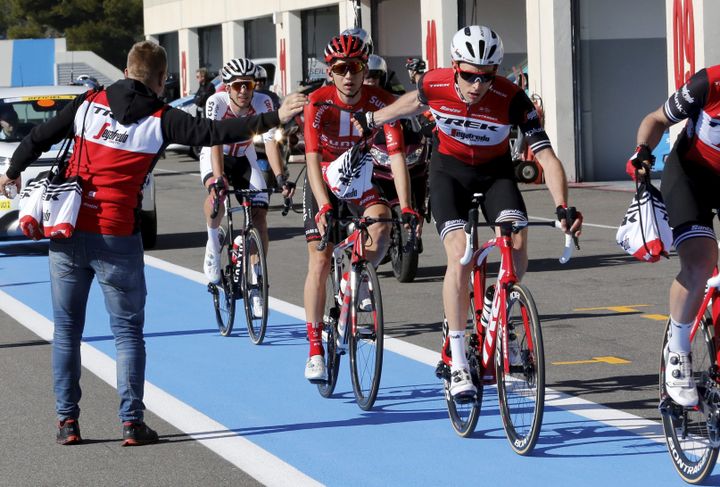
[0,150,681,485]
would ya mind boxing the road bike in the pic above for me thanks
[659,270,720,484]
[435,193,574,454]
[314,209,416,410]
[207,179,290,344]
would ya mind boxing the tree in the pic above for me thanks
[2,0,143,69]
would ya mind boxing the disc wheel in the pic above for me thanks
[660,314,720,484]
[496,283,544,455]
[349,263,384,410]
[243,227,269,344]
[212,225,236,336]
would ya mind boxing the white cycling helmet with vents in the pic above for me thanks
[221,58,256,83]
[450,25,504,66]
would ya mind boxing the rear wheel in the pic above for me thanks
[318,272,342,398]
[660,314,720,484]
[212,225,236,336]
[349,263,384,410]
[390,206,418,283]
[243,227,269,344]
[496,283,544,455]
[446,291,482,437]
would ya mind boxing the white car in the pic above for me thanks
[0,86,158,248]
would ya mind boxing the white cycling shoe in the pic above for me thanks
[203,241,221,284]
[357,281,372,312]
[449,366,476,399]
[664,345,699,407]
[250,289,263,318]
[305,355,326,382]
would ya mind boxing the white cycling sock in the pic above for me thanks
[668,316,692,354]
[449,330,468,369]
[207,226,220,253]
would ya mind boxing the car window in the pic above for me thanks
[0,96,75,142]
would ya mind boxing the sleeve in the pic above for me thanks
[416,72,429,105]
[162,107,281,147]
[376,91,405,155]
[303,100,320,154]
[258,95,277,142]
[663,68,708,124]
[206,94,222,120]
[509,90,552,155]
[7,92,87,179]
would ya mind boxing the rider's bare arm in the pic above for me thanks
[534,148,567,208]
[372,90,427,126]
[264,139,285,181]
[636,106,673,148]
[389,152,412,210]
[306,151,331,209]
[210,144,224,181]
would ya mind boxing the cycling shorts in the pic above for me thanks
[661,142,720,249]
[302,172,388,243]
[200,149,268,208]
[374,164,428,217]
[429,150,527,240]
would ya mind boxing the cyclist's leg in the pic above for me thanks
[358,188,392,267]
[200,148,227,282]
[661,149,720,405]
[246,151,271,253]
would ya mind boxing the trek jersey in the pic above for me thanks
[663,65,720,173]
[304,84,405,164]
[417,68,551,165]
[205,90,276,158]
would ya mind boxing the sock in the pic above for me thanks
[668,316,692,354]
[307,322,323,357]
[449,330,468,369]
[207,226,220,253]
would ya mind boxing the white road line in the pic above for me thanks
[144,254,664,443]
[0,287,322,487]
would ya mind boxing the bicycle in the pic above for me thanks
[314,207,416,410]
[659,269,720,484]
[435,192,574,454]
[207,178,291,344]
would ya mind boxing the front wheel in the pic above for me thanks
[389,206,418,283]
[243,227,269,344]
[496,283,544,455]
[212,225,236,336]
[660,314,720,484]
[318,272,342,398]
[349,263,384,410]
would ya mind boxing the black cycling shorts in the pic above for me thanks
[430,150,527,240]
[203,155,268,209]
[661,141,720,248]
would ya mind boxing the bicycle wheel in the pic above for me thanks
[660,314,720,484]
[243,227,269,344]
[445,290,482,437]
[349,263,384,410]
[496,283,544,455]
[390,206,418,283]
[318,272,342,397]
[212,225,236,336]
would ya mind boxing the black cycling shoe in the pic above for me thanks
[56,419,82,445]
[121,421,159,446]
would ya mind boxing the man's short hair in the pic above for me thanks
[127,41,167,84]
[0,104,18,124]
[196,67,209,81]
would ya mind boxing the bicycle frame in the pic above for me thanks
[691,269,720,368]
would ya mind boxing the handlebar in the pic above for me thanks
[316,215,411,253]
[210,180,286,219]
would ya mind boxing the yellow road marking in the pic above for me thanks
[574,305,650,313]
[552,356,631,366]
[641,314,668,321]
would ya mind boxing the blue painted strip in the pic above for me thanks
[11,39,55,87]
[0,241,704,486]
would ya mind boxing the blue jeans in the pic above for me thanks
[49,231,147,423]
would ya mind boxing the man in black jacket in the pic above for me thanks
[193,67,216,114]
[0,40,306,446]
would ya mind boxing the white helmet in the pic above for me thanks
[450,25,504,66]
[367,55,387,74]
[255,65,268,81]
[341,27,374,54]
[221,58,256,83]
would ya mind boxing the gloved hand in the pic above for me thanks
[626,144,655,181]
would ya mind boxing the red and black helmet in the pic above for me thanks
[324,34,370,64]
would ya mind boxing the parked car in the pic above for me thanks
[0,86,158,248]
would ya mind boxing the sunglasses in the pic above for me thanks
[366,70,383,80]
[330,61,365,76]
[229,80,256,91]
[455,67,495,84]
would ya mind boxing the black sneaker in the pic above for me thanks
[121,421,159,446]
[56,418,82,445]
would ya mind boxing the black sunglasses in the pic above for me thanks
[455,67,495,84]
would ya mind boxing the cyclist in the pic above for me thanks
[628,65,720,407]
[405,58,426,85]
[254,65,281,110]
[202,58,294,317]
[302,33,416,381]
[362,25,582,398]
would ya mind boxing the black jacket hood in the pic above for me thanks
[106,78,165,125]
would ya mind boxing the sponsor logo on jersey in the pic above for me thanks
[367,95,386,109]
[429,83,450,88]
[440,105,462,113]
[450,129,490,143]
[92,122,129,143]
[673,94,687,115]
[525,109,539,121]
[681,85,695,104]
[489,87,508,98]
[435,114,499,131]
[524,127,545,138]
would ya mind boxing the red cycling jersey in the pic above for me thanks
[304,84,405,163]
[417,68,551,166]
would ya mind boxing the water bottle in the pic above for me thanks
[337,271,350,338]
[479,284,495,329]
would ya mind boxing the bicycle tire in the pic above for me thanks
[390,206,418,283]
[445,291,482,437]
[243,227,269,344]
[212,224,236,336]
[349,262,384,410]
[318,272,342,397]
[496,283,544,455]
[660,314,720,484]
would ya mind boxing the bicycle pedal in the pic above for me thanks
[207,283,218,295]
[307,378,327,385]
[453,391,477,404]
[435,361,450,380]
